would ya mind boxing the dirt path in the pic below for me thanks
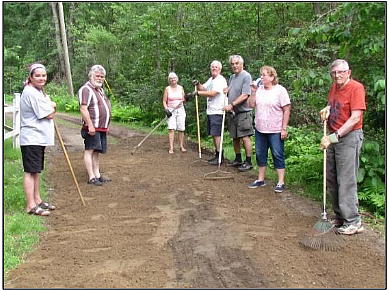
[5,114,385,288]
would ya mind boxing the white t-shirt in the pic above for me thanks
[254,84,291,133]
[20,85,55,146]
[203,74,227,115]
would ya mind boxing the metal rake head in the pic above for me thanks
[204,170,234,180]
[299,228,344,251]
[313,219,333,232]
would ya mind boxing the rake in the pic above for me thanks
[204,96,234,180]
[299,119,343,251]
[191,85,208,166]
[131,101,183,155]
[54,121,86,206]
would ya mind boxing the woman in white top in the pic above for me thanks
[247,65,291,193]
[20,63,57,216]
[162,72,187,154]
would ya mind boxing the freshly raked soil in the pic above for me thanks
[5,113,385,289]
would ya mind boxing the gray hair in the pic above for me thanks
[168,72,178,82]
[88,65,106,79]
[330,59,349,71]
[229,55,244,65]
[210,60,222,70]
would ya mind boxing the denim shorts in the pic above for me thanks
[207,114,223,136]
[255,129,285,169]
[81,129,108,153]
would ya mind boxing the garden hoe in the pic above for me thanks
[54,121,86,206]
[299,119,343,251]
[204,97,234,180]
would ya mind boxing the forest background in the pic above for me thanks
[3,2,385,219]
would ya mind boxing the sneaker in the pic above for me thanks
[207,156,217,163]
[98,176,111,183]
[87,177,103,186]
[336,222,364,235]
[238,161,253,172]
[274,184,285,193]
[227,159,242,167]
[208,157,224,166]
[248,180,266,189]
[330,218,344,227]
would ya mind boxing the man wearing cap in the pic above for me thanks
[78,65,112,186]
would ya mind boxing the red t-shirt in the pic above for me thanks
[327,79,366,132]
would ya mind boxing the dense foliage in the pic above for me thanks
[3,2,385,217]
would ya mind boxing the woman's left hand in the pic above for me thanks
[281,128,288,140]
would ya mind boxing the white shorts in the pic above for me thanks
[167,106,186,131]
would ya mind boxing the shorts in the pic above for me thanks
[167,106,186,131]
[226,111,254,139]
[207,114,223,136]
[21,145,45,173]
[255,129,285,169]
[81,129,108,153]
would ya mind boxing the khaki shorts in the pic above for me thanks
[167,106,186,131]
[226,110,254,138]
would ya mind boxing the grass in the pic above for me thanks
[3,138,49,277]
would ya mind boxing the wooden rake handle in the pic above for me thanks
[322,119,327,219]
[54,121,86,206]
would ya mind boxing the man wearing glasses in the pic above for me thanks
[320,59,366,235]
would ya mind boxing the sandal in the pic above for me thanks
[180,147,187,153]
[27,206,50,216]
[168,149,174,154]
[98,176,111,183]
[38,201,56,210]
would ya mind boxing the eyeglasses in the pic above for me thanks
[330,70,348,76]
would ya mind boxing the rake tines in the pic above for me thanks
[299,227,344,251]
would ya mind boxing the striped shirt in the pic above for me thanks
[78,81,111,131]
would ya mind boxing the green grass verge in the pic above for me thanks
[3,139,49,277]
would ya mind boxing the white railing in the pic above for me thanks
[4,93,21,148]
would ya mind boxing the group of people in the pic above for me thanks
[19,64,112,216]
[19,57,366,235]
[161,56,366,235]
[163,55,290,193]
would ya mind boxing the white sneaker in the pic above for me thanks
[336,222,364,235]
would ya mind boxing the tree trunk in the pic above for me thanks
[58,2,74,96]
[313,3,321,15]
[50,2,65,80]
[67,2,76,62]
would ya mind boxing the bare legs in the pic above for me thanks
[168,129,175,153]
[233,137,252,159]
[168,130,186,153]
[257,166,285,185]
[84,149,101,180]
[24,172,43,212]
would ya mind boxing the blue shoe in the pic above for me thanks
[248,180,266,189]
[274,184,285,193]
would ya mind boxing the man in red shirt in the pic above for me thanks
[320,59,366,235]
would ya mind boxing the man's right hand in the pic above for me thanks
[320,106,331,121]
[165,109,172,118]
[185,91,197,101]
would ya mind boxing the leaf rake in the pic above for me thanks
[299,119,344,251]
